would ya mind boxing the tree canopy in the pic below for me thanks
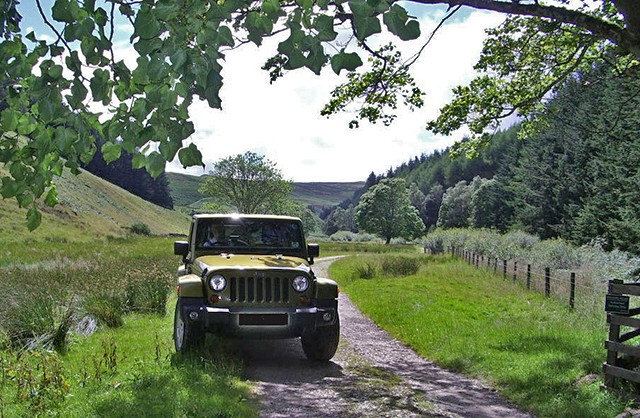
[1,1,639,228]
[199,151,293,214]
[355,177,424,243]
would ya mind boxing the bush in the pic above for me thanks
[381,256,421,276]
[329,231,379,242]
[353,259,379,279]
[129,223,151,236]
[423,234,445,254]
[84,293,126,328]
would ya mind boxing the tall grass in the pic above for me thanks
[0,237,177,350]
[423,229,640,288]
[330,254,630,417]
[0,236,257,417]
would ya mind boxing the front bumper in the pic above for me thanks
[178,298,338,338]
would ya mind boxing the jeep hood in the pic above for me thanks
[194,254,312,275]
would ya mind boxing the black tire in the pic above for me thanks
[301,315,340,361]
[173,301,204,353]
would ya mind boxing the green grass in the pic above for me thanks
[330,254,630,418]
[0,307,256,418]
[0,235,257,417]
[0,167,189,245]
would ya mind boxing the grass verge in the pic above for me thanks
[329,254,631,418]
[0,302,256,418]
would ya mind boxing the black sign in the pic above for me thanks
[605,294,630,314]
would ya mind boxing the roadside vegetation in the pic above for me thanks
[330,253,631,417]
[0,237,255,418]
[1,232,635,417]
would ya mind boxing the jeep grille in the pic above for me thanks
[229,275,290,304]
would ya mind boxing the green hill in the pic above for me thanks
[0,167,190,244]
[166,172,364,210]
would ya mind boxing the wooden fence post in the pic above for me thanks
[527,264,531,290]
[503,260,507,279]
[545,268,551,297]
[513,261,518,283]
[570,272,575,310]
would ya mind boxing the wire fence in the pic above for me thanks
[446,247,607,315]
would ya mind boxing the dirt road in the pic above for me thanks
[238,257,534,417]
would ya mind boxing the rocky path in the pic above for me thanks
[237,257,534,417]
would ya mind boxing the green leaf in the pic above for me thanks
[314,15,338,42]
[1,109,20,131]
[90,69,111,104]
[262,0,283,19]
[383,5,420,41]
[218,25,235,47]
[145,151,166,178]
[204,69,223,108]
[245,12,273,46]
[17,115,37,135]
[171,49,188,71]
[178,143,203,168]
[132,152,146,169]
[26,207,42,231]
[306,41,328,75]
[55,126,77,153]
[52,0,78,23]
[44,185,58,207]
[353,16,381,41]
[0,177,17,198]
[349,0,382,41]
[101,141,122,164]
[159,138,181,161]
[154,1,180,20]
[330,51,363,74]
[134,6,163,39]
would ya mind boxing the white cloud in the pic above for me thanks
[169,8,504,182]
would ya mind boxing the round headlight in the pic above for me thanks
[209,274,227,292]
[292,276,309,292]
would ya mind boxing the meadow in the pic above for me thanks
[0,238,633,417]
[330,253,631,417]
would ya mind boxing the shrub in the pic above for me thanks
[423,234,445,254]
[353,259,379,279]
[329,231,379,242]
[84,293,126,328]
[381,256,421,276]
[129,223,151,236]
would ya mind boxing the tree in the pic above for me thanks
[355,178,424,244]
[323,206,356,235]
[2,1,640,228]
[437,177,485,228]
[198,151,293,214]
[469,177,512,231]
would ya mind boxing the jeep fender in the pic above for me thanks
[315,277,339,300]
[177,274,204,297]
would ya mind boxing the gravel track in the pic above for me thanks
[237,257,534,418]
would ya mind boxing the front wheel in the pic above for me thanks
[301,315,340,361]
[173,301,204,353]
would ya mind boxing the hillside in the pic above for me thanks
[0,167,190,244]
[166,172,364,210]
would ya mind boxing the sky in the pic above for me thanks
[22,2,505,183]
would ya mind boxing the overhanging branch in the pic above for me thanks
[407,0,636,56]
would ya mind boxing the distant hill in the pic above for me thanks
[166,172,364,211]
[0,167,190,244]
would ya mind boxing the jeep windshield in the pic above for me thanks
[195,217,306,257]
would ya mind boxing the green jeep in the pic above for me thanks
[173,214,340,361]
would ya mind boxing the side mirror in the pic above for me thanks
[307,243,319,264]
[174,240,189,257]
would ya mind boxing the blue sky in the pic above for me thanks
[20,1,504,182]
